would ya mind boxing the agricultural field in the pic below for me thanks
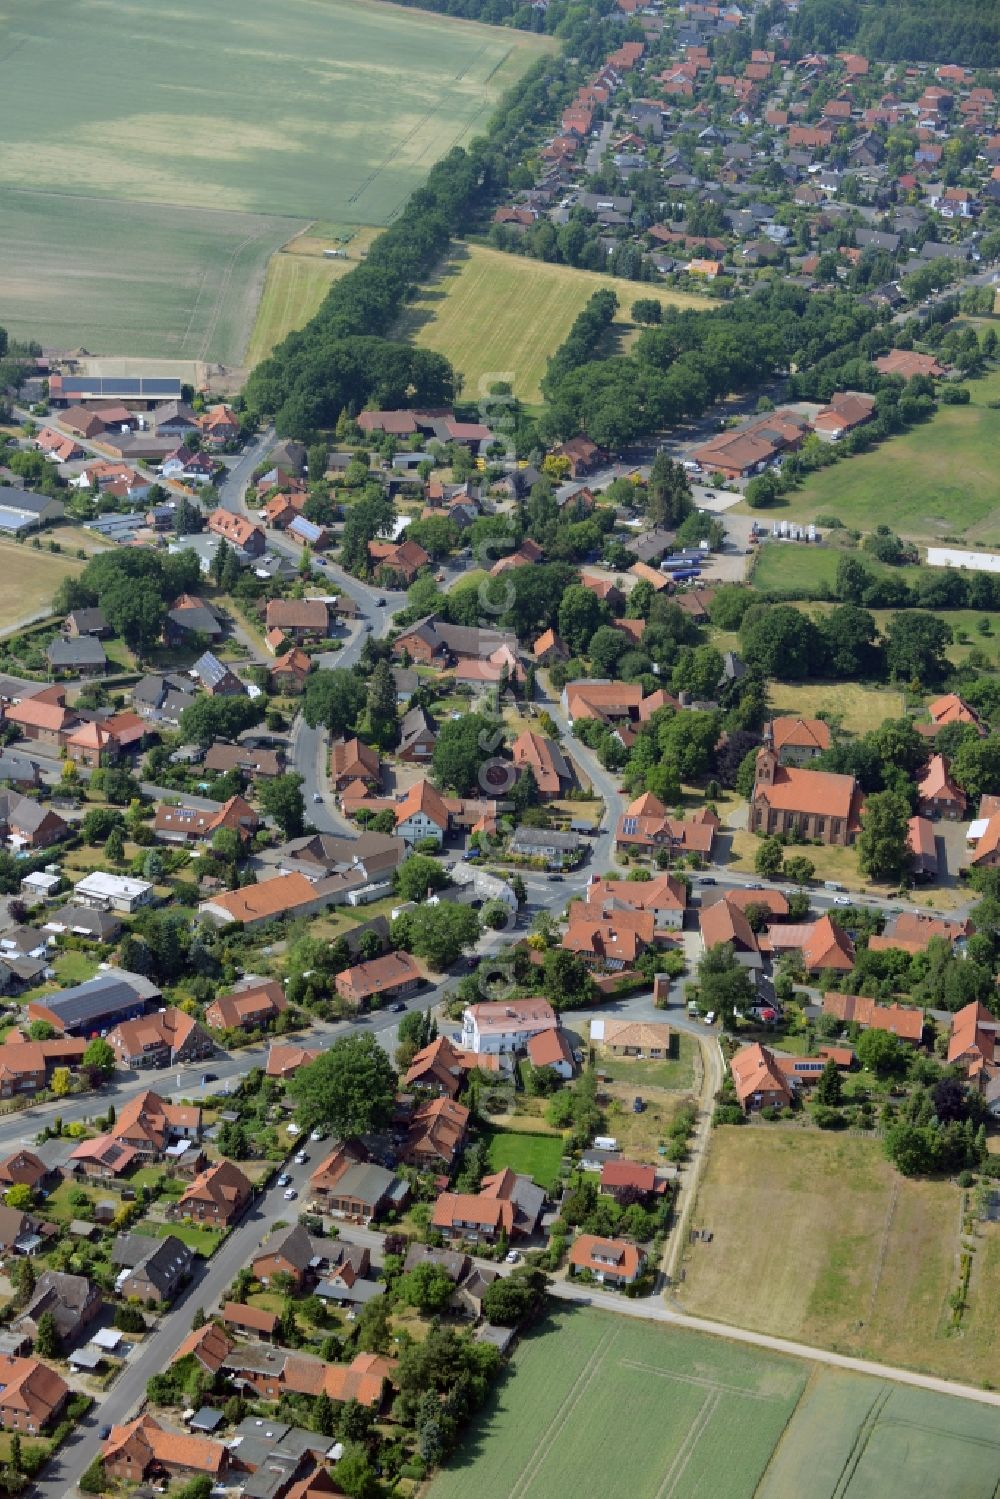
[679,1130,1000,1386]
[431,1306,1000,1499]
[245,224,382,367]
[0,542,82,633]
[397,243,712,404]
[0,0,552,360]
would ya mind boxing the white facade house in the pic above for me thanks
[396,809,445,847]
[461,998,557,1055]
[73,872,154,914]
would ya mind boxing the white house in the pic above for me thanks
[73,872,154,915]
[394,781,449,848]
[461,998,557,1055]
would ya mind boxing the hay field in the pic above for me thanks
[679,1130,999,1385]
[245,226,381,367]
[0,544,82,633]
[766,680,907,734]
[397,244,712,403]
[0,0,551,359]
[431,1306,1000,1499]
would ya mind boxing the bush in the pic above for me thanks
[813,1105,846,1130]
[713,1104,744,1126]
[78,1457,107,1494]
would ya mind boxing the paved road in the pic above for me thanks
[546,1280,1000,1410]
[217,425,275,513]
[34,1145,318,1497]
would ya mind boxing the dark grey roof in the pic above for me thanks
[0,486,57,515]
[255,1223,313,1272]
[329,1161,398,1206]
[59,376,181,399]
[510,827,580,852]
[119,1234,192,1293]
[46,636,107,668]
[34,970,157,1028]
[167,604,222,637]
[0,751,41,786]
[66,608,107,634]
[193,651,240,691]
[48,904,122,941]
[399,704,436,750]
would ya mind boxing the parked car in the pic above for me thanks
[312,792,322,803]
[391,1001,407,1012]
[310,1129,325,1142]
[698,875,717,885]
[283,1187,297,1201]
[201,1073,217,1085]
[505,1249,520,1264]
[704,1012,716,1026]
[632,1096,644,1113]
[834,895,852,906]
[294,1151,308,1165]
[277,1173,291,1187]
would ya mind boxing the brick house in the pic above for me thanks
[205,978,287,1032]
[334,950,421,1009]
[107,1007,213,1069]
[916,753,966,819]
[177,1160,252,1225]
[568,1234,645,1285]
[766,715,831,765]
[206,509,265,556]
[103,1414,228,1484]
[0,1356,68,1434]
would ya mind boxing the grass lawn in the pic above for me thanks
[679,1129,1000,1386]
[51,950,100,986]
[0,543,82,633]
[745,379,1000,545]
[483,1126,565,1193]
[765,680,907,735]
[397,243,711,404]
[133,1220,225,1256]
[41,1180,118,1225]
[595,1033,697,1093]
[0,0,552,360]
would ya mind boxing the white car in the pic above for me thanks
[505,1250,520,1264]
[283,1187,297,1201]
[834,895,852,906]
[310,1129,325,1142]
[312,792,322,803]
[703,1011,716,1026]
[294,1151,308,1165]
[286,1123,300,1137]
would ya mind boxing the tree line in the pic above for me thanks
[791,0,1000,67]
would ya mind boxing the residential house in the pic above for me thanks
[5,693,77,748]
[749,748,863,845]
[551,435,605,476]
[393,779,450,846]
[206,509,265,556]
[947,1001,998,1077]
[153,794,259,845]
[699,897,762,968]
[508,827,582,865]
[198,871,335,927]
[203,742,285,779]
[821,993,924,1043]
[765,915,856,973]
[18,1270,102,1348]
[266,1043,322,1079]
[252,1225,319,1290]
[265,599,330,641]
[0,1356,68,1434]
[615,793,718,859]
[433,1168,545,1244]
[908,814,938,880]
[45,636,107,676]
[599,1159,669,1202]
[68,1136,138,1182]
[334,951,421,1009]
[568,1235,645,1286]
[511,730,572,798]
[526,1027,576,1079]
[586,873,687,931]
[403,1035,489,1098]
[766,715,831,765]
[0,1151,51,1193]
[103,1414,228,1484]
[590,1018,672,1059]
[397,705,437,764]
[73,871,153,914]
[401,1096,470,1171]
[916,753,966,819]
[0,1034,86,1098]
[461,997,557,1055]
[223,1302,279,1341]
[112,1234,193,1304]
[0,794,68,850]
[533,628,568,664]
[112,1090,202,1160]
[177,1160,252,1225]
[192,651,245,697]
[330,737,381,791]
[63,608,108,639]
[205,978,287,1032]
[170,1322,233,1376]
[920,693,986,739]
[163,594,224,649]
[730,1041,794,1112]
[271,646,312,693]
[562,905,654,971]
[367,537,430,583]
[107,1007,212,1070]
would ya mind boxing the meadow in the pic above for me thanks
[679,1130,1000,1386]
[0,0,551,360]
[397,244,712,404]
[0,542,82,633]
[245,225,382,367]
[765,680,907,734]
[431,1306,1000,1499]
[750,368,1000,544]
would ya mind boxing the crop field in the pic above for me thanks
[397,244,712,404]
[0,0,551,361]
[431,1306,1000,1498]
[245,225,382,367]
[679,1130,1000,1386]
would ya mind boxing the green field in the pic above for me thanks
[484,1127,565,1192]
[753,372,1000,544]
[431,1307,1000,1499]
[0,0,551,360]
[398,243,712,404]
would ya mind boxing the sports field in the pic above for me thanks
[679,1130,1000,1386]
[0,0,551,360]
[431,1307,1000,1499]
[397,244,712,404]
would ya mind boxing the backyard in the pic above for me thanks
[483,1126,565,1194]
[0,0,551,360]
[430,1305,1000,1499]
[678,1129,999,1385]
